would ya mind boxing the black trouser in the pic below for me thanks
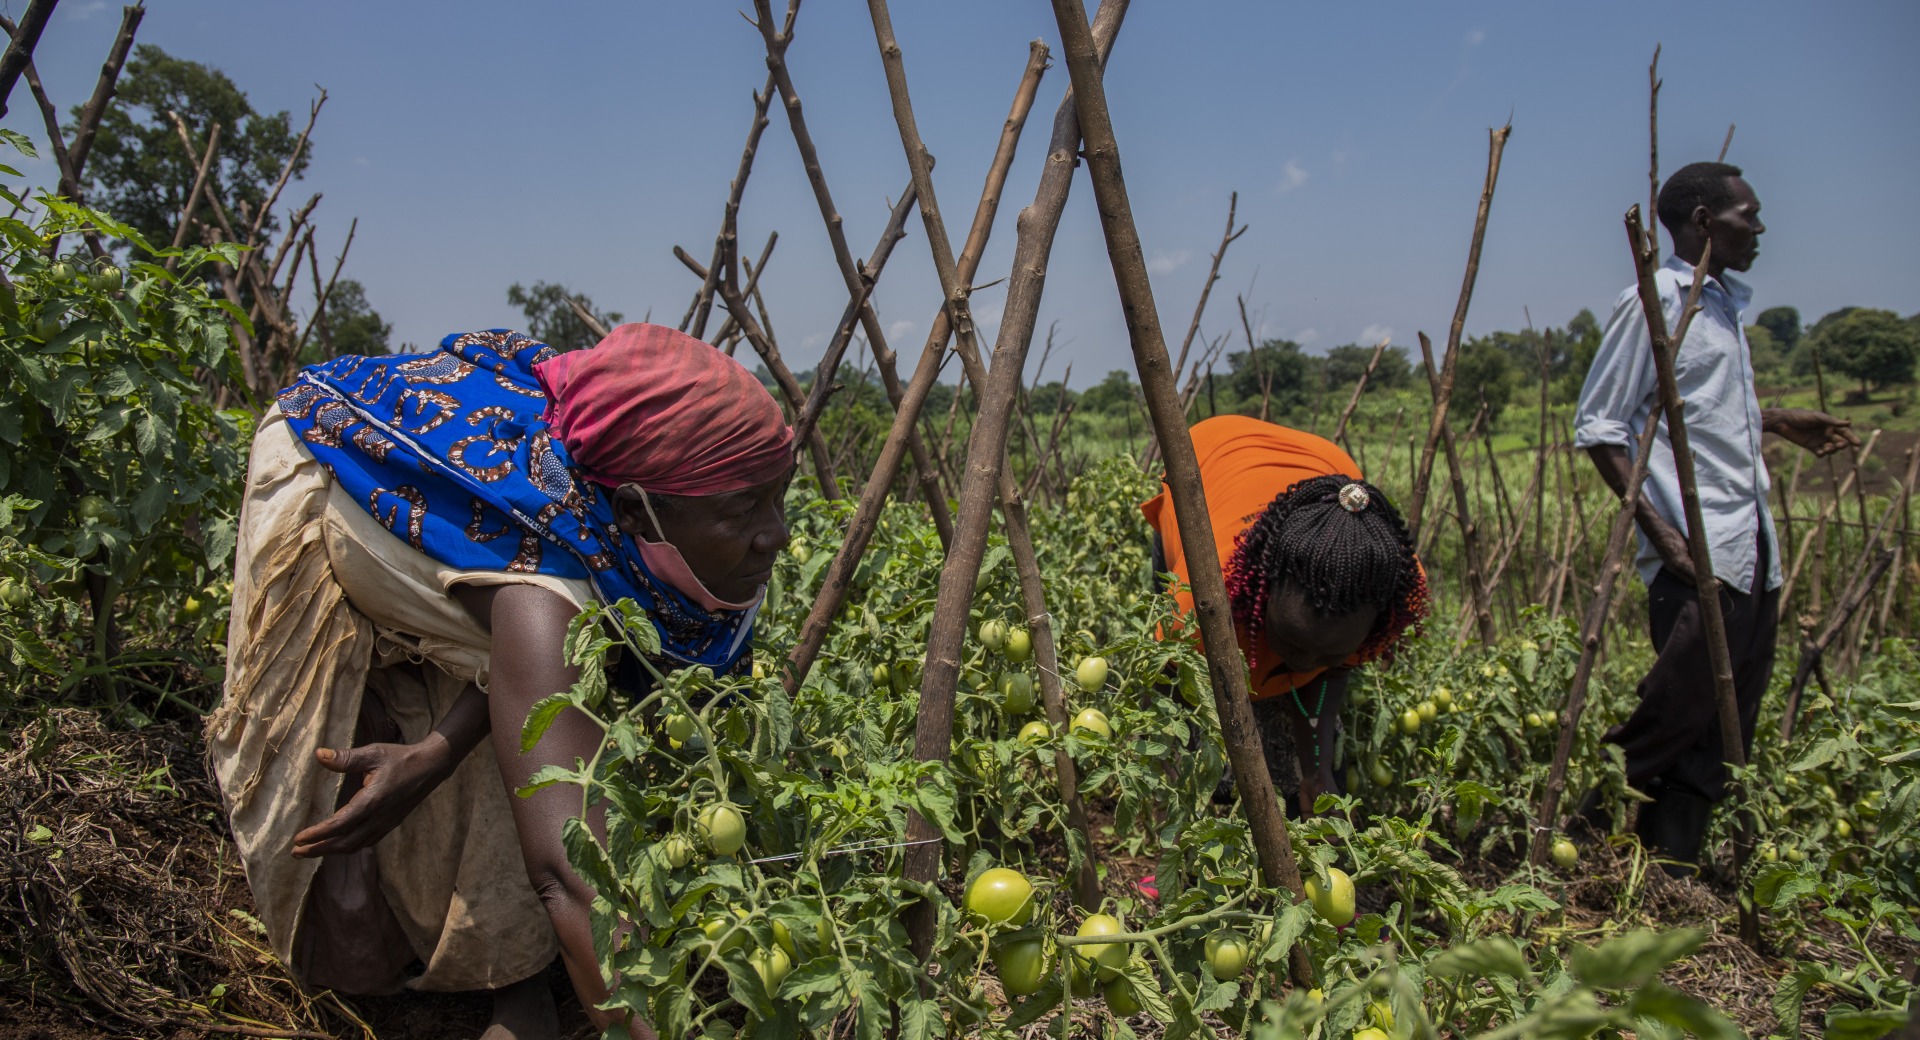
[1606,531,1778,805]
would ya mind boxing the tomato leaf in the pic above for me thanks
[1431,935,1532,984]
[1571,928,1704,991]
[520,692,574,753]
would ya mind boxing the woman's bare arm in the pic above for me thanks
[462,583,653,1040]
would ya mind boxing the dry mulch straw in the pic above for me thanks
[0,708,332,1039]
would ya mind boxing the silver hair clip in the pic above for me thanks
[1338,483,1370,513]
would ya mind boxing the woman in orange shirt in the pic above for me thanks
[1142,415,1429,814]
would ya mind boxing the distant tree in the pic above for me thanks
[1322,343,1410,390]
[1744,323,1787,383]
[1226,339,1314,415]
[1755,306,1801,353]
[1028,381,1076,415]
[1811,308,1919,396]
[1451,339,1516,424]
[315,279,390,360]
[79,45,307,257]
[1079,370,1143,417]
[506,281,624,352]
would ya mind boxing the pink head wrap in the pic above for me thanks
[534,323,794,495]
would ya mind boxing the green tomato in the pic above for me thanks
[664,713,696,743]
[1550,838,1579,871]
[0,579,28,611]
[701,910,749,953]
[1399,709,1422,735]
[1203,929,1250,980]
[1367,1000,1395,1030]
[1543,709,1559,727]
[34,315,62,341]
[991,937,1052,997]
[1001,673,1036,715]
[1102,975,1142,1017]
[1432,686,1453,709]
[1018,720,1052,745]
[180,595,204,620]
[1369,760,1394,788]
[1354,1029,1390,1040]
[790,541,812,564]
[1075,656,1109,693]
[1524,712,1544,730]
[91,266,123,292]
[1073,914,1129,980]
[77,495,111,520]
[697,803,747,857]
[872,662,892,688]
[963,867,1035,927]
[1071,708,1113,740]
[1067,955,1098,996]
[1305,868,1356,927]
[1004,628,1033,663]
[749,944,793,994]
[1785,846,1805,864]
[979,619,1009,651]
[1836,818,1852,839]
[658,832,696,869]
[1416,700,1437,723]
[47,261,74,284]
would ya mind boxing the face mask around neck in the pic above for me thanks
[624,485,765,613]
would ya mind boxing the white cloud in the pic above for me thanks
[1273,159,1309,194]
[887,319,916,343]
[1467,28,1486,46]
[65,1,107,19]
[800,332,825,350]
[1360,323,1394,345]
[1146,248,1192,276]
[1294,328,1320,346]
[354,156,371,167]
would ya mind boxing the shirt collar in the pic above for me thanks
[1661,253,1753,313]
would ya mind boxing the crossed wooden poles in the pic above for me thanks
[648,0,1866,1003]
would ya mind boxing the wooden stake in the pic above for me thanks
[779,28,1063,701]
[1530,244,1711,868]
[1624,207,1757,948]
[1049,0,1314,988]
[1406,124,1513,544]
[1331,336,1390,449]
[1418,331,1496,645]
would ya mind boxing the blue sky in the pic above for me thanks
[10,1,1917,386]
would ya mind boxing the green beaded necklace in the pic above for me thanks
[1291,676,1329,770]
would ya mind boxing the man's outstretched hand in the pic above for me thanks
[1766,409,1860,457]
[291,739,456,858]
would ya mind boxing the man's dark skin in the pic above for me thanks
[1264,583,1374,815]
[1586,175,1858,580]
[288,473,792,1040]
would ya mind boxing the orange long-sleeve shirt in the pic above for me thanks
[1140,416,1364,701]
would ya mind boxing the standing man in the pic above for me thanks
[1572,162,1857,874]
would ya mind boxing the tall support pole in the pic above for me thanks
[1049,0,1313,988]
[1405,124,1512,544]
[869,0,1129,960]
[779,22,1074,700]
[863,10,1103,910]
[1418,331,1496,646]
[1529,254,1710,867]
[752,0,956,545]
[1624,207,1757,948]
[0,0,59,119]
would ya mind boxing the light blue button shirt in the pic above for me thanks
[1572,255,1781,593]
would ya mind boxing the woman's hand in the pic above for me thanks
[291,737,456,858]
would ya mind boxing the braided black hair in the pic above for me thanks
[1224,474,1428,670]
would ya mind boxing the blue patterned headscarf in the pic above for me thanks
[276,329,759,672]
